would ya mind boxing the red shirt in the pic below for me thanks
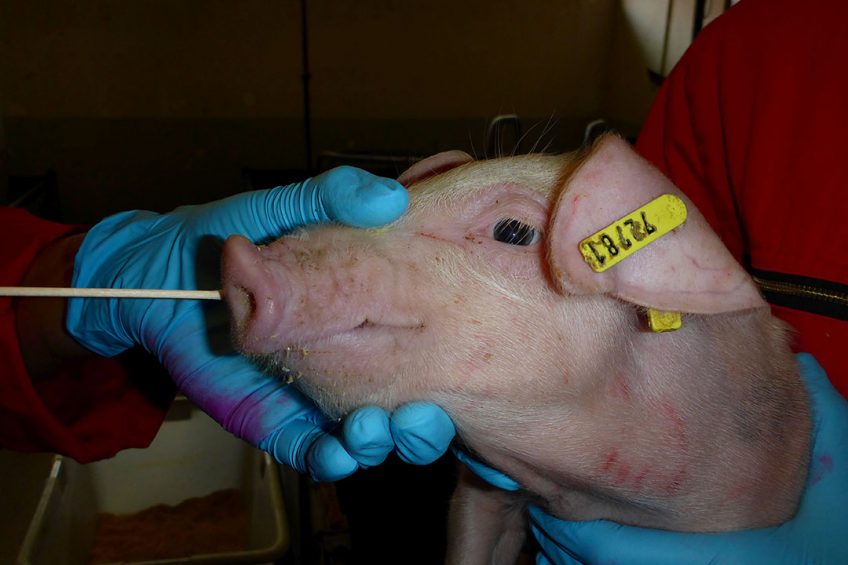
[0,208,169,462]
[636,0,848,397]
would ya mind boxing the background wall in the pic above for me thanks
[0,0,665,223]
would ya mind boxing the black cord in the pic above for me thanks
[693,0,707,39]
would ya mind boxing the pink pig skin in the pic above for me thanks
[222,136,809,564]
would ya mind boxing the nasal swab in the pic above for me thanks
[0,287,222,300]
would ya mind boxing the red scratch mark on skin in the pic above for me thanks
[598,449,632,488]
[664,464,689,495]
[615,464,631,485]
[565,193,585,223]
[659,400,689,450]
[608,372,632,401]
[633,466,651,491]
[600,448,619,472]
[563,370,570,385]
[598,450,651,491]
[598,449,671,494]
[417,231,456,247]
[418,231,442,241]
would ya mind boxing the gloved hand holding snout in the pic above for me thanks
[65,167,455,480]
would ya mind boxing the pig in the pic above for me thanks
[221,135,810,564]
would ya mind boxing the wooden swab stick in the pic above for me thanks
[0,287,222,300]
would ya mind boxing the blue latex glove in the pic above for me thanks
[65,166,455,479]
[530,353,848,565]
[453,447,522,491]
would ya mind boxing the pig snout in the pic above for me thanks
[221,232,424,357]
[220,236,274,346]
[221,234,297,354]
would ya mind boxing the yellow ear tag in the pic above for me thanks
[578,194,687,333]
[578,194,688,273]
[646,309,682,332]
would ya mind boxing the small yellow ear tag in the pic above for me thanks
[578,194,688,273]
[646,309,682,332]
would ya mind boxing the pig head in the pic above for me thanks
[221,135,809,555]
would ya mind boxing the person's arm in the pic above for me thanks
[15,233,91,379]
[0,207,169,460]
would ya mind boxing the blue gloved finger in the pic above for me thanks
[389,402,456,464]
[313,166,409,228]
[261,416,360,481]
[530,512,672,565]
[793,353,848,512]
[534,553,584,565]
[530,523,585,565]
[307,434,360,482]
[452,447,521,491]
[260,418,328,475]
[796,353,848,419]
[210,167,409,243]
[535,553,558,565]
[528,507,761,565]
[341,406,394,467]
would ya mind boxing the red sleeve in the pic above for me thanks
[636,0,848,396]
[0,207,172,462]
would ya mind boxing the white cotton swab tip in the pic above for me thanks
[0,287,222,300]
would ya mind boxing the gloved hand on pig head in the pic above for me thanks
[66,166,456,479]
[530,353,848,565]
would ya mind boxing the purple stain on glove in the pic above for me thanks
[810,453,834,486]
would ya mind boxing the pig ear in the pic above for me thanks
[398,150,474,187]
[547,135,765,314]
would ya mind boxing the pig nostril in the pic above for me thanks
[224,285,257,326]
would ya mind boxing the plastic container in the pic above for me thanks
[17,398,289,565]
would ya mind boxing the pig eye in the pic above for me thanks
[493,218,540,246]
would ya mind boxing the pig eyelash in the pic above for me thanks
[492,218,540,246]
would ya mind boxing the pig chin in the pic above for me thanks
[246,338,432,420]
